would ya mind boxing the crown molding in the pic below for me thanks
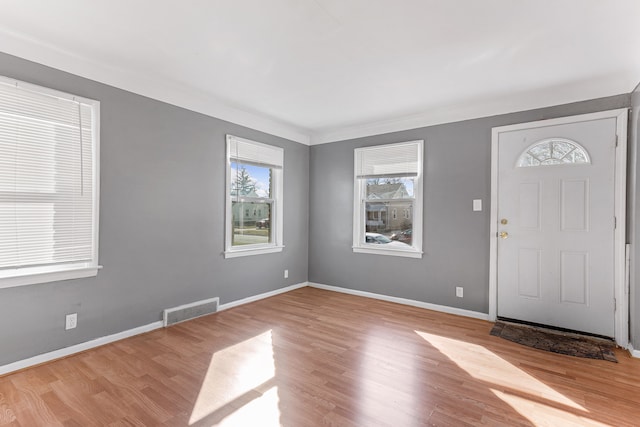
[1,28,636,148]
[0,29,312,145]
[310,72,637,145]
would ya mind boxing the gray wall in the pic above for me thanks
[0,53,309,366]
[309,95,630,315]
[630,83,640,349]
[0,49,636,367]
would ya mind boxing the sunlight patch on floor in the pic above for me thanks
[415,331,586,411]
[352,330,420,425]
[491,389,608,426]
[189,330,281,426]
[214,387,281,427]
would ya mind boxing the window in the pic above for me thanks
[225,135,283,258]
[0,76,100,288]
[353,140,423,258]
[517,138,590,167]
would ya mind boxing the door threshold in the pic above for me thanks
[497,317,614,342]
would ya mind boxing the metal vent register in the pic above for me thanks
[163,297,219,326]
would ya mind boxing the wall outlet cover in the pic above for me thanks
[65,313,77,330]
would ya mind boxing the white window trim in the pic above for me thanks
[353,246,423,258]
[0,264,103,289]
[224,135,284,258]
[353,140,424,258]
[0,76,101,289]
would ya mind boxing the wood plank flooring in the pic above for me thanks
[1,286,639,426]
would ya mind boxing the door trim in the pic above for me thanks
[489,108,629,347]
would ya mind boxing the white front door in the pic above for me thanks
[496,113,621,337]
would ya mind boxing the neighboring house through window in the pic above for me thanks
[225,135,284,258]
[0,76,100,288]
[353,140,423,258]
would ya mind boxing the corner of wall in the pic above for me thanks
[629,82,640,350]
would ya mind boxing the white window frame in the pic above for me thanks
[224,135,284,258]
[0,76,101,289]
[353,140,423,258]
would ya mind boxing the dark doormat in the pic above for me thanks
[490,321,618,362]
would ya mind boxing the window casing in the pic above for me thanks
[225,135,283,258]
[353,140,423,258]
[0,76,100,288]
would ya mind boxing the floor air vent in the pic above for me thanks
[163,297,219,327]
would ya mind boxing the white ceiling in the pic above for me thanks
[0,0,638,145]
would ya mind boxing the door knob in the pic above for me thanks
[499,231,509,239]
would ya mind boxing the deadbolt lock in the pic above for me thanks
[500,218,508,225]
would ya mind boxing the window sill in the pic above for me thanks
[224,245,284,259]
[0,264,102,289]
[353,246,423,259]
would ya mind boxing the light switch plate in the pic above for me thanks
[473,199,482,211]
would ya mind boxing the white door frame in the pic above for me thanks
[489,109,629,347]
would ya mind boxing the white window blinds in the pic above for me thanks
[228,135,283,168]
[0,78,98,271]
[355,140,421,178]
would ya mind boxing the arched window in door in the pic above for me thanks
[516,138,590,167]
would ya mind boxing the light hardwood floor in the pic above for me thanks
[1,287,639,426]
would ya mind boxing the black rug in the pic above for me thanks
[490,321,618,362]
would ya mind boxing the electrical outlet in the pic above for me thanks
[65,313,77,330]
[284,269,289,279]
[455,287,464,298]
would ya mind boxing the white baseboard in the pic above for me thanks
[308,282,490,321]
[218,282,307,311]
[629,343,640,358]
[0,282,308,377]
[0,321,163,377]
